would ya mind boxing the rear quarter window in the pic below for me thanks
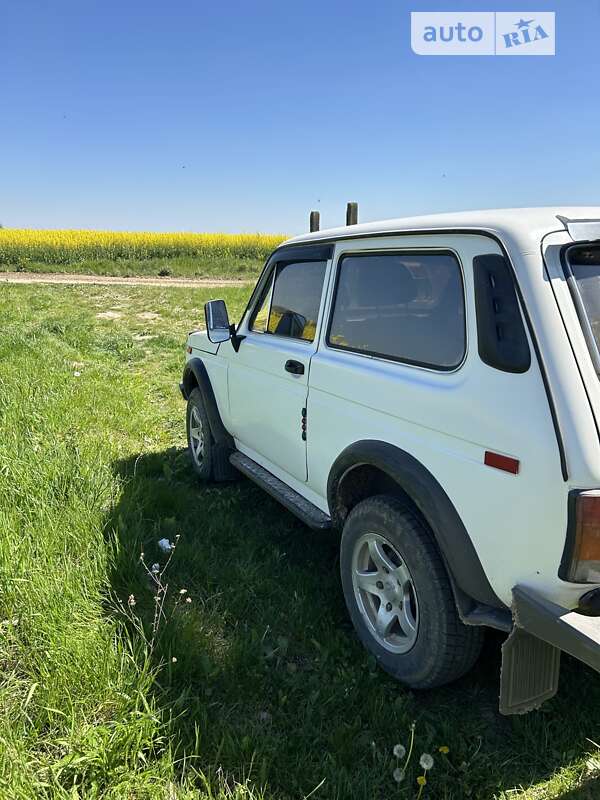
[564,244,600,373]
[327,251,466,370]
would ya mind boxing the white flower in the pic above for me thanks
[179,588,187,594]
[151,563,160,573]
[158,538,172,553]
[171,656,177,663]
[393,743,406,759]
[420,753,434,771]
[73,371,81,377]
[392,767,405,783]
[127,594,136,607]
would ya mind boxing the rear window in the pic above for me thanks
[565,245,600,372]
[327,251,466,370]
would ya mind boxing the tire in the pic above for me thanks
[340,494,483,688]
[186,388,215,481]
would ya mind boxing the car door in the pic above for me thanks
[227,244,331,482]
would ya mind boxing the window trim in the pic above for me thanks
[561,242,600,377]
[325,248,468,373]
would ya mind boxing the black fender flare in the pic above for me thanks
[327,440,504,610]
[181,357,234,449]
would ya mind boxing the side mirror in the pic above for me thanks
[204,300,231,344]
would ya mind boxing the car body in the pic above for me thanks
[181,207,600,713]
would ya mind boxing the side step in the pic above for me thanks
[229,452,332,530]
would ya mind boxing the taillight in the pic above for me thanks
[562,490,600,583]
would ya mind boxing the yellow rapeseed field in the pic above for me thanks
[0,228,286,264]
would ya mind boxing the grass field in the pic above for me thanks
[0,229,287,280]
[1,282,600,799]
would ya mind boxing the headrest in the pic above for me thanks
[344,255,418,306]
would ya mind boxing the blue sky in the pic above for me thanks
[1,0,598,234]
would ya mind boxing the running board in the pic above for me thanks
[229,452,332,530]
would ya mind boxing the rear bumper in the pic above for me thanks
[500,584,600,714]
[513,584,600,672]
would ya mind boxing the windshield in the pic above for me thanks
[565,244,600,373]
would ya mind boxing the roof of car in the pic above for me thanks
[285,206,600,252]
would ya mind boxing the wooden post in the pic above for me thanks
[310,210,320,232]
[346,202,358,226]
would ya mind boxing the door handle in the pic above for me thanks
[285,359,305,375]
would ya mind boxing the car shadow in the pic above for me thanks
[105,447,600,800]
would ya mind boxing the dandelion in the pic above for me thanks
[439,745,449,754]
[420,753,434,771]
[138,533,184,656]
[416,773,428,800]
[393,743,406,759]
[127,594,136,607]
[392,767,405,783]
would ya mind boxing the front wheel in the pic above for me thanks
[186,388,214,480]
[340,494,483,688]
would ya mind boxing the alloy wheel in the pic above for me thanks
[351,532,419,654]
[189,406,205,465]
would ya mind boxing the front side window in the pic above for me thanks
[250,259,326,342]
[565,244,600,373]
[327,251,466,369]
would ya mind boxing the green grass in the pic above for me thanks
[2,254,264,280]
[1,283,600,799]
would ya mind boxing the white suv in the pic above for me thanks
[181,208,600,714]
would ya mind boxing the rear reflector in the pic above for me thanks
[484,451,520,475]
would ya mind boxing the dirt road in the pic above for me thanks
[0,272,252,288]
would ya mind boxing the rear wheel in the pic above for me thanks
[340,494,483,688]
